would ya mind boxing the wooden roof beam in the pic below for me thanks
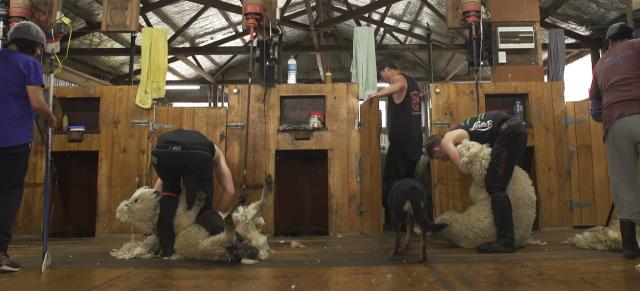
[316,0,403,29]
[540,0,571,21]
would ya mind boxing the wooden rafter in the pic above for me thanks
[341,0,362,26]
[141,0,182,13]
[187,0,242,14]
[316,0,403,29]
[374,5,392,40]
[219,9,247,45]
[304,0,325,80]
[331,5,433,45]
[168,6,209,44]
[420,0,468,41]
[177,55,216,83]
[540,0,571,21]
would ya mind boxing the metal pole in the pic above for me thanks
[471,22,480,114]
[129,33,137,85]
[426,23,433,83]
[242,29,256,195]
[41,54,55,272]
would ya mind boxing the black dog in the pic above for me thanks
[387,178,448,262]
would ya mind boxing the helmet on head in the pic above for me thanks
[8,21,47,47]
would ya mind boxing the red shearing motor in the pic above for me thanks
[460,0,481,24]
[243,0,265,41]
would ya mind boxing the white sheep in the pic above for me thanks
[110,176,273,263]
[435,140,537,248]
[568,219,640,251]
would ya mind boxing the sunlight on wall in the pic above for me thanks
[564,55,592,102]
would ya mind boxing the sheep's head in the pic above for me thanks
[457,140,491,183]
[116,186,161,233]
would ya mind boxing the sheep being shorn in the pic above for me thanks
[435,140,537,248]
[111,176,273,263]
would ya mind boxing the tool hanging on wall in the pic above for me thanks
[239,0,280,201]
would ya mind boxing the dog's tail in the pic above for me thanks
[408,197,448,233]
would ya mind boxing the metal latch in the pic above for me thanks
[227,123,246,129]
[566,148,575,179]
[569,200,593,209]
[356,153,362,182]
[356,202,365,216]
[129,119,171,133]
[433,120,451,128]
[563,117,586,127]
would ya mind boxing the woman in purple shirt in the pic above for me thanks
[0,21,56,272]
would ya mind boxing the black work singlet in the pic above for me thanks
[387,73,422,161]
[456,111,510,147]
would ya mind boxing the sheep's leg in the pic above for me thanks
[403,219,414,251]
[223,214,236,243]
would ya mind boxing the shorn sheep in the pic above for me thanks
[110,175,273,263]
[434,140,537,248]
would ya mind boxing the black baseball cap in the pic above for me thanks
[376,58,396,75]
[606,22,634,40]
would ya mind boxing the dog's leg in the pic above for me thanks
[391,223,402,256]
[403,219,414,251]
[420,227,428,262]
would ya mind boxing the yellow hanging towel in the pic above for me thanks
[135,28,168,109]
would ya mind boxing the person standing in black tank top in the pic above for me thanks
[424,112,528,253]
[368,59,423,213]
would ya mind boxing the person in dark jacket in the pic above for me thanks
[589,22,640,259]
[425,111,527,253]
[0,21,56,272]
[151,129,236,257]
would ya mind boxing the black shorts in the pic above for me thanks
[152,129,215,209]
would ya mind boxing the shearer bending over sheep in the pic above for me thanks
[425,112,527,253]
[151,129,236,257]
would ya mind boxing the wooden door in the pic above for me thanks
[151,106,228,208]
[566,100,613,226]
[359,100,383,237]
[274,150,329,235]
[429,83,479,217]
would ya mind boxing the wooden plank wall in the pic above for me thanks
[566,100,613,226]
[430,82,572,228]
[430,83,477,216]
[265,83,361,234]
[18,84,365,235]
[153,107,228,208]
[359,99,383,237]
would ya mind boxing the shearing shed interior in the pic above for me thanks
[1,0,640,290]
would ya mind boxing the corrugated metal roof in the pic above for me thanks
[56,0,628,84]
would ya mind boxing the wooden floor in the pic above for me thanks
[1,228,639,290]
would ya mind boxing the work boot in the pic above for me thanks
[478,192,516,253]
[0,251,20,272]
[620,220,640,259]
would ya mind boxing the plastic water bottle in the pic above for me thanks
[513,99,524,122]
[287,55,297,84]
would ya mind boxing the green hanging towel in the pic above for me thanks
[135,27,168,109]
[351,26,377,101]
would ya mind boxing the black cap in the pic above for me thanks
[376,58,395,74]
[606,22,634,40]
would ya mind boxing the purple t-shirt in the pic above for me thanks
[0,49,44,148]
